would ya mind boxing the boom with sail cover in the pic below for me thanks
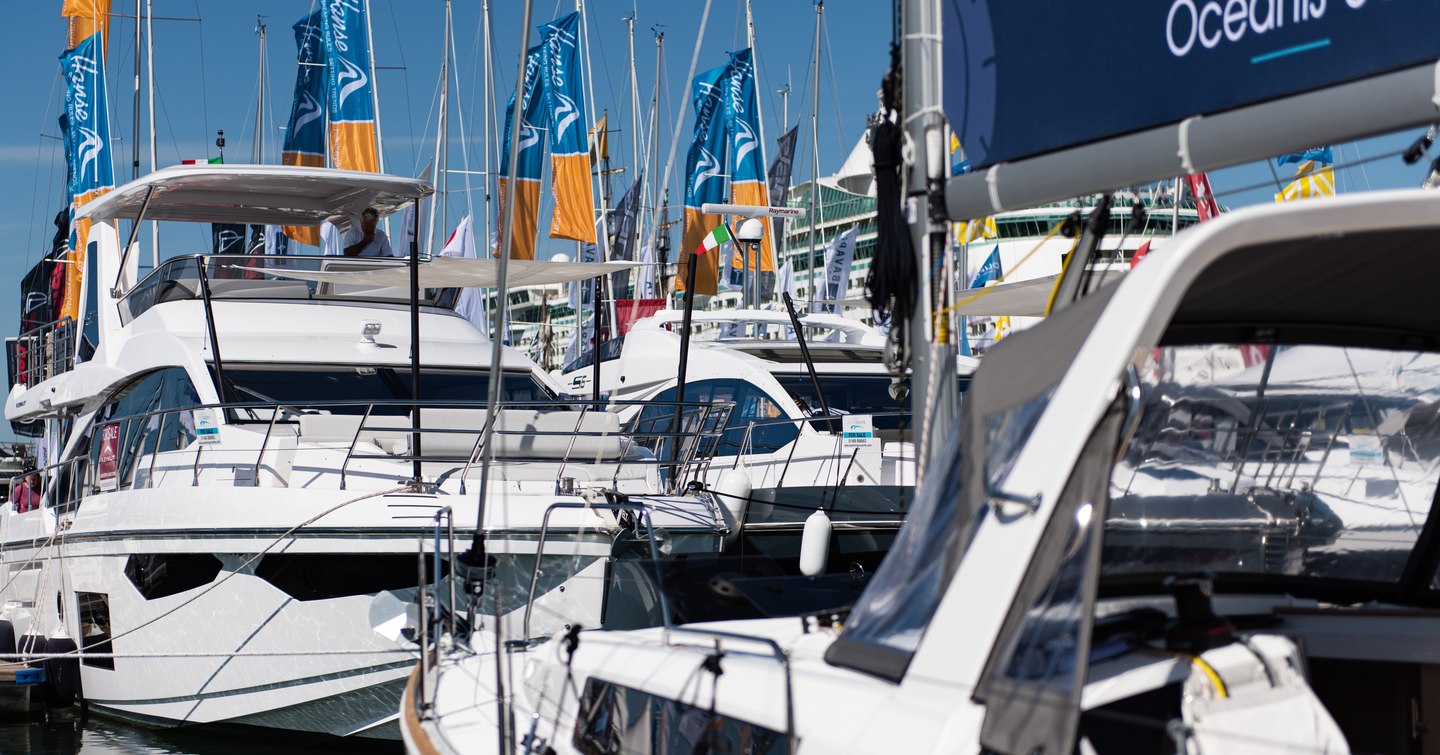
[944,1,1440,218]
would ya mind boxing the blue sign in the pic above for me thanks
[946,0,1440,168]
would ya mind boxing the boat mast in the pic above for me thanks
[132,0,141,180]
[430,0,451,257]
[146,0,157,267]
[901,0,957,476]
[745,0,770,325]
[777,78,789,304]
[253,17,267,164]
[579,0,616,346]
[364,0,384,174]
[808,2,822,313]
[482,0,494,258]
[641,30,663,268]
[626,13,640,196]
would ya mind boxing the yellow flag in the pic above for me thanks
[955,216,997,244]
[62,0,111,51]
[1274,161,1334,202]
[589,114,609,165]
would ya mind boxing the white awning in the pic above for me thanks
[251,256,644,288]
[77,164,433,225]
[820,275,1059,317]
[950,275,1058,317]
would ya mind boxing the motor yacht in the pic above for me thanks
[0,164,728,741]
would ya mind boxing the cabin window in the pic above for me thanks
[572,678,789,755]
[219,365,555,416]
[1104,344,1440,587]
[75,592,114,670]
[774,374,913,431]
[124,554,224,600]
[86,367,202,491]
[634,379,798,456]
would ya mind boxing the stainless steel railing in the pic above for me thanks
[19,398,735,511]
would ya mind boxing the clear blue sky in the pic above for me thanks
[0,1,1433,348]
[0,0,890,342]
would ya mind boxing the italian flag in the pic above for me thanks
[695,224,731,255]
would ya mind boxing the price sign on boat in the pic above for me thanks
[843,415,875,448]
[193,409,221,445]
[97,423,120,491]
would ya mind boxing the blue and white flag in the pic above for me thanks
[59,32,115,326]
[319,0,378,172]
[822,227,860,312]
[968,245,1002,288]
[637,243,658,300]
[1275,146,1333,167]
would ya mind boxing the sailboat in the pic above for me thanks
[400,0,1440,753]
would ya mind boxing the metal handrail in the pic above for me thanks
[522,502,672,642]
[39,398,732,503]
[9,317,77,389]
[660,624,798,755]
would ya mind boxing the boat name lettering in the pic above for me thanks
[327,0,362,53]
[1166,0,1369,58]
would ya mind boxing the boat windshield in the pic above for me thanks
[1103,344,1440,589]
[774,374,911,430]
[120,255,457,324]
[218,364,556,414]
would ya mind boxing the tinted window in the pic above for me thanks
[1107,344,1440,586]
[87,368,202,490]
[221,365,555,413]
[635,379,797,456]
[574,678,789,755]
[775,374,910,430]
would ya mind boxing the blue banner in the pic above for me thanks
[724,49,764,184]
[500,45,547,183]
[946,0,1440,168]
[60,34,114,202]
[969,245,1002,288]
[320,0,378,172]
[540,12,598,243]
[684,64,730,211]
[283,11,326,166]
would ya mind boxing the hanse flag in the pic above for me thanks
[696,224,731,255]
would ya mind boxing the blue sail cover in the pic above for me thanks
[946,0,1440,168]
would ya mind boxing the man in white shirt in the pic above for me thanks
[342,207,394,257]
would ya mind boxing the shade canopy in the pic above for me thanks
[77,164,434,226]
[255,256,644,289]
